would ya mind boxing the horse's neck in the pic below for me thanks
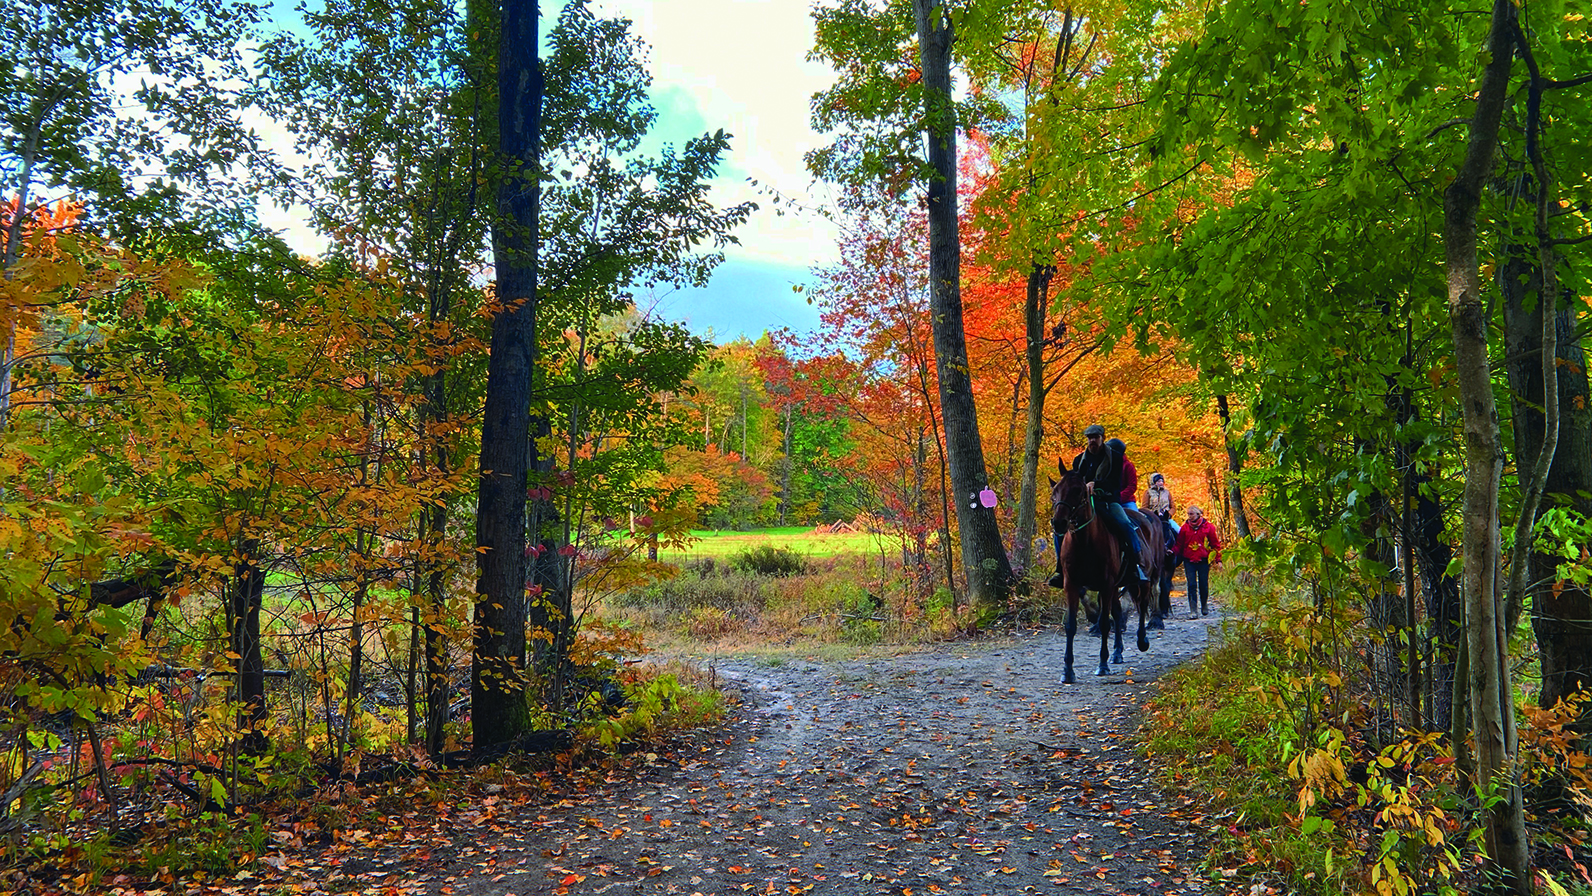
[1065,511,1116,557]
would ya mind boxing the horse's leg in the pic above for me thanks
[1148,567,1165,630]
[1097,589,1113,676]
[1111,591,1126,665]
[1063,590,1078,684]
[1049,535,1065,588]
[1135,580,1151,652]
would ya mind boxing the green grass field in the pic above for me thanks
[664,527,885,561]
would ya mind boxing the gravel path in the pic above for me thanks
[435,600,1225,896]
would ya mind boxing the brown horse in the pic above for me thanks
[1049,467,1152,683]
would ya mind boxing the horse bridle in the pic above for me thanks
[1052,487,1096,537]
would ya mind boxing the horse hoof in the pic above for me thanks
[1087,624,1101,636]
[1148,617,1164,631]
[1063,670,1076,684]
[1138,634,1150,652]
[1096,665,1111,677]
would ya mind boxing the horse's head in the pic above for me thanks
[1050,466,1091,539]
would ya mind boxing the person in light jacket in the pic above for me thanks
[1174,504,1222,616]
[1143,472,1179,610]
[1142,473,1177,530]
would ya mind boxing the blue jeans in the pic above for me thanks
[1185,559,1210,611]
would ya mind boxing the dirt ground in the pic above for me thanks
[424,598,1227,896]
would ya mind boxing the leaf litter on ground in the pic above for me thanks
[64,600,1222,896]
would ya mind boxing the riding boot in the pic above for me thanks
[1126,546,1148,583]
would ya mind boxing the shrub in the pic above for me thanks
[686,606,741,639]
[611,567,765,613]
[585,673,724,750]
[830,586,877,645]
[730,545,807,577]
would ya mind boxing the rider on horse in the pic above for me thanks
[1071,424,1148,583]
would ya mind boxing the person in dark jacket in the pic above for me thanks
[1069,424,1147,582]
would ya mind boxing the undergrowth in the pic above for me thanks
[1143,557,1592,896]
[604,551,968,648]
[1,636,725,894]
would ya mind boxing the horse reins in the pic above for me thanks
[1053,489,1097,536]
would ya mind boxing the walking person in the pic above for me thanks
[1174,504,1222,616]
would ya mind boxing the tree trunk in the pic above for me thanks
[913,0,1013,615]
[1504,245,1592,730]
[423,502,451,757]
[420,361,453,757]
[1363,483,1406,740]
[230,540,268,755]
[1411,466,1461,731]
[778,408,795,526]
[1,105,44,433]
[529,418,571,708]
[1442,1,1529,887]
[472,0,542,752]
[1013,263,1054,577]
[1214,394,1250,538]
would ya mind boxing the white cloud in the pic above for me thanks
[592,0,841,268]
[240,104,323,257]
[252,0,843,271]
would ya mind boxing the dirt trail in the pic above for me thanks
[429,604,1223,896]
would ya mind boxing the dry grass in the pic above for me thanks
[596,546,960,656]
[662,527,891,562]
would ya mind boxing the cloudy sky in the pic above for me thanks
[260,0,840,341]
[591,0,841,340]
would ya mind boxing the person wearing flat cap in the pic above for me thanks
[1067,424,1148,582]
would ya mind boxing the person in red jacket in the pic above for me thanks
[1107,438,1139,510]
[1174,504,1223,616]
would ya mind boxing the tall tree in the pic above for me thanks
[1443,2,1528,887]
[472,0,542,750]
[533,0,752,700]
[810,0,1014,612]
[912,0,1013,611]
[259,0,487,760]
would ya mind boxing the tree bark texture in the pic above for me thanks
[230,540,268,755]
[1443,0,1529,887]
[472,0,542,752]
[1013,263,1054,577]
[1504,251,1592,726]
[1214,394,1251,539]
[913,0,1014,613]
